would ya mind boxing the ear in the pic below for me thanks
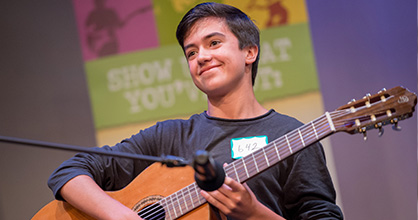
[244,45,259,65]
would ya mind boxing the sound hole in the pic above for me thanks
[137,203,165,220]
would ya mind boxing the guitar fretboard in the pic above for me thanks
[153,112,340,220]
[224,112,336,183]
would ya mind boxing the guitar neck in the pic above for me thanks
[224,112,336,183]
[157,112,337,220]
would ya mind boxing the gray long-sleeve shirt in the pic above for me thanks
[48,110,343,219]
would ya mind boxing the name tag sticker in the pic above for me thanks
[231,136,268,159]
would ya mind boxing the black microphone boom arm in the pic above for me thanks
[0,135,189,167]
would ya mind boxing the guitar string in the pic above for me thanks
[138,203,165,220]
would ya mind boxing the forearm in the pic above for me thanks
[60,175,141,220]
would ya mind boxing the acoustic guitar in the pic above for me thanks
[32,86,417,220]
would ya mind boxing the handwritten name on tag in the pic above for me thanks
[231,136,268,159]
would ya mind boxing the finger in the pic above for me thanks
[242,182,256,198]
[206,184,231,202]
[221,177,245,193]
[200,190,230,211]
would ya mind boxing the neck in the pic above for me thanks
[206,88,268,119]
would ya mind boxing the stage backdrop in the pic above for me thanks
[72,0,319,129]
[1,1,415,220]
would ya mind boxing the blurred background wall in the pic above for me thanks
[0,0,416,219]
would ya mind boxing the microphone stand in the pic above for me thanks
[0,135,189,167]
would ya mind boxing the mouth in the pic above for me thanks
[199,65,220,76]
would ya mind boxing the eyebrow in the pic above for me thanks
[183,32,226,51]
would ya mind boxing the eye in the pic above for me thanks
[210,40,221,47]
[187,51,196,59]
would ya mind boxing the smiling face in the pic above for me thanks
[183,17,257,98]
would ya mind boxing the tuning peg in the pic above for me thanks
[378,88,387,93]
[391,118,402,131]
[375,122,384,137]
[359,127,367,141]
[363,93,372,107]
[378,88,388,102]
[348,99,356,104]
[363,93,371,99]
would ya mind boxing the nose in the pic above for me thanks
[197,47,212,64]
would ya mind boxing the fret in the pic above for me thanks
[178,192,185,216]
[234,159,249,182]
[304,124,317,144]
[325,112,336,132]
[176,191,184,216]
[170,194,178,218]
[311,121,319,140]
[262,147,270,166]
[276,138,290,159]
[173,192,180,216]
[274,141,281,160]
[285,135,293,153]
[165,197,174,220]
[252,153,259,173]
[264,144,279,165]
[185,185,194,209]
[193,184,200,204]
[180,189,188,212]
[298,129,305,147]
[241,157,250,178]
[190,184,203,207]
[194,183,206,204]
[232,162,240,183]
[249,155,259,177]
[313,116,331,140]
[253,152,261,173]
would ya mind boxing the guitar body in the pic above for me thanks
[32,163,210,219]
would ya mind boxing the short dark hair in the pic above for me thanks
[176,2,260,85]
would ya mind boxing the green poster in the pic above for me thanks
[86,22,317,128]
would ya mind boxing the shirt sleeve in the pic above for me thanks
[47,125,162,201]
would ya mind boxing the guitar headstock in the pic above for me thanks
[331,86,417,139]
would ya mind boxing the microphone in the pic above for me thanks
[192,150,225,191]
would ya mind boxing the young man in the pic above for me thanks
[48,2,343,219]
